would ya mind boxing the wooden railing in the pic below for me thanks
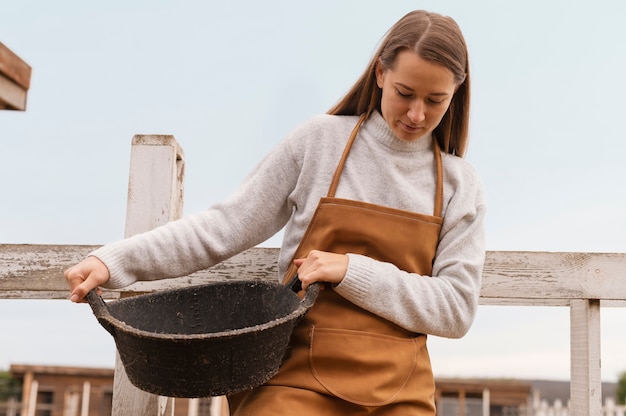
[0,41,31,111]
[1,135,625,416]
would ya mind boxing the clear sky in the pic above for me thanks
[1,0,625,383]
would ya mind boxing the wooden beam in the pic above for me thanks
[0,42,31,90]
[3,247,626,305]
[0,72,28,110]
[570,299,602,415]
[124,134,185,235]
[479,251,626,305]
[0,244,101,298]
[10,364,114,378]
[112,134,185,416]
[0,244,279,299]
[0,42,31,111]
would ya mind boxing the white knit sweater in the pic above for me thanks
[91,111,486,338]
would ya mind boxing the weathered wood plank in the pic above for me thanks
[0,244,100,295]
[0,72,28,110]
[570,299,602,415]
[0,244,279,299]
[0,42,31,90]
[480,251,626,303]
[124,135,185,235]
[3,247,625,304]
[112,134,185,416]
[0,42,30,111]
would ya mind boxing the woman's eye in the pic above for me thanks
[427,98,445,105]
[396,89,412,98]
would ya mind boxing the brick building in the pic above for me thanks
[8,364,217,416]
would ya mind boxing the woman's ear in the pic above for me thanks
[375,58,385,89]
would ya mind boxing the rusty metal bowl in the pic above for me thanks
[86,278,318,397]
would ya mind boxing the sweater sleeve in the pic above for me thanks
[91,138,299,289]
[334,161,486,339]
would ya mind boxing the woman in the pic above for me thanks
[66,10,485,415]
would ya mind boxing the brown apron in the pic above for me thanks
[229,115,444,415]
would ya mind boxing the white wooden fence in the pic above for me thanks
[535,398,626,416]
[1,135,625,416]
[534,397,626,416]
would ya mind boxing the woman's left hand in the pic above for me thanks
[293,250,349,289]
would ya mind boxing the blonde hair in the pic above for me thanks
[328,10,471,157]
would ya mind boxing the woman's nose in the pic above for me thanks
[407,101,425,124]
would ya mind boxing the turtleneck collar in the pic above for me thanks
[363,111,433,153]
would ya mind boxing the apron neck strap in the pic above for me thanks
[327,115,367,198]
[432,138,444,218]
[327,114,444,218]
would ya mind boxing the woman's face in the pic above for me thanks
[376,50,458,142]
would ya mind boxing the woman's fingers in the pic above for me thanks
[294,250,348,288]
[64,256,110,303]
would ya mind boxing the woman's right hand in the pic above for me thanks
[64,256,111,303]
[294,250,348,289]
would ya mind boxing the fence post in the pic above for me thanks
[570,299,602,415]
[7,396,19,416]
[111,135,185,416]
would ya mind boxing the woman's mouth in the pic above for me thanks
[400,121,424,133]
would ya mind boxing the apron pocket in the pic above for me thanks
[309,326,418,406]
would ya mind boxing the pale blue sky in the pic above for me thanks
[1,0,625,382]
